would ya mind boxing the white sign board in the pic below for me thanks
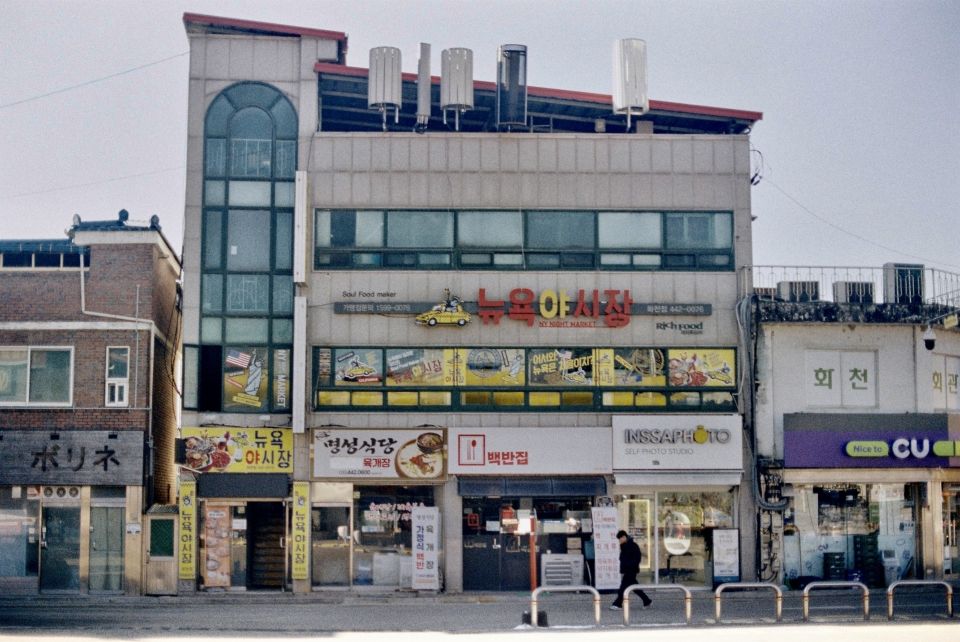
[312,428,446,480]
[411,506,440,590]
[612,415,742,471]
[711,528,740,584]
[591,506,621,590]
[449,426,610,475]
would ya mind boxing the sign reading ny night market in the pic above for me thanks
[334,286,711,329]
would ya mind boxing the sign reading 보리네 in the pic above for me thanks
[312,428,447,480]
[411,506,440,590]
[181,427,292,473]
[0,430,143,485]
[448,426,609,474]
[612,414,743,471]
[178,481,197,580]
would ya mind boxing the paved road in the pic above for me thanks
[0,588,955,639]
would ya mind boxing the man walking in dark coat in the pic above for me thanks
[610,530,652,610]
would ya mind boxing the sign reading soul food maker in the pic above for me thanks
[448,426,609,474]
[612,415,742,470]
[312,428,447,480]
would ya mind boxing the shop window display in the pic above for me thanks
[353,486,435,587]
[783,483,918,588]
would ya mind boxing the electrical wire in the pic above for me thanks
[0,51,189,109]
[764,178,960,272]
[6,166,185,199]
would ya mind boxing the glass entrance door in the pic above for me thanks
[311,505,351,587]
[89,506,124,592]
[40,507,80,591]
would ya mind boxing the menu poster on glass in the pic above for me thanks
[711,528,740,585]
[386,348,452,386]
[528,348,597,386]
[203,505,231,588]
[591,506,621,590]
[609,348,666,387]
[411,506,440,590]
[461,348,525,386]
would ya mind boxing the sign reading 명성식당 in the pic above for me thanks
[312,428,447,480]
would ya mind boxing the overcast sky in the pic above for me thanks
[2,0,958,272]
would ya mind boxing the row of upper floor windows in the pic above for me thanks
[0,250,89,270]
[313,209,734,271]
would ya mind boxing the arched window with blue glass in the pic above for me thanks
[195,82,296,414]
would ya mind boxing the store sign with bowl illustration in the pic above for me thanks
[312,428,447,480]
[181,427,292,473]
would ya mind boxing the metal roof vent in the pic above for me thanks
[612,38,649,131]
[368,46,402,131]
[496,44,527,130]
[441,47,474,131]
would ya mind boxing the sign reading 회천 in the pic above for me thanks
[411,506,440,590]
[591,506,621,590]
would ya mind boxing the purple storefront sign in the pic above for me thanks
[783,413,960,469]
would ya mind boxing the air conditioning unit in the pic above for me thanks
[777,281,820,302]
[754,287,776,301]
[883,263,924,304]
[832,281,874,304]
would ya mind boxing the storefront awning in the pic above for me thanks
[458,476,606,497]
[613,472,742,488]
[198,473,290,498]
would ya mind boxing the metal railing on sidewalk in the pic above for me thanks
[529,585,601,627]
[622,583,692,625]
[802,580,870,622]
[714,582,782,623]
[886,580,954,620]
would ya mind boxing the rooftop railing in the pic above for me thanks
[740,265,960,310]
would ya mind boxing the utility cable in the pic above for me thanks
[6,165,184,199]
[764,178,960,271]
[0,51,189,109]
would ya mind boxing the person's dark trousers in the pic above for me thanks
[612,572,651,607]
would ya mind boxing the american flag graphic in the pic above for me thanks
[225,349,252,369]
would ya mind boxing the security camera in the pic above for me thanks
[922,326,936,351]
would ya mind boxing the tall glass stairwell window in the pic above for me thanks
[195,82,296,413]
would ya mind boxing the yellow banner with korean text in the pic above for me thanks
[291,482,310,580]
[182,427,293,473]
[178,480,197,580]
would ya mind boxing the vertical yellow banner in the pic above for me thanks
[178,481,197,580]
[291,482,310,581]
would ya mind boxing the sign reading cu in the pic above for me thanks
[845,438,960,460]
[477,288,633,328]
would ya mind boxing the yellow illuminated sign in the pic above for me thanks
[291,482,310,580]
[178,481,197,580]
[182,427,292,473]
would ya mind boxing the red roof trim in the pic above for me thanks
[183,12,347,44]
[314,62,762,122]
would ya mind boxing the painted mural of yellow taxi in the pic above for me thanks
[416,303,471,327]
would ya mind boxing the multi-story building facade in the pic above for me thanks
[0,211,181,595]
[748,265,960,587]
[180,13,762,593]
